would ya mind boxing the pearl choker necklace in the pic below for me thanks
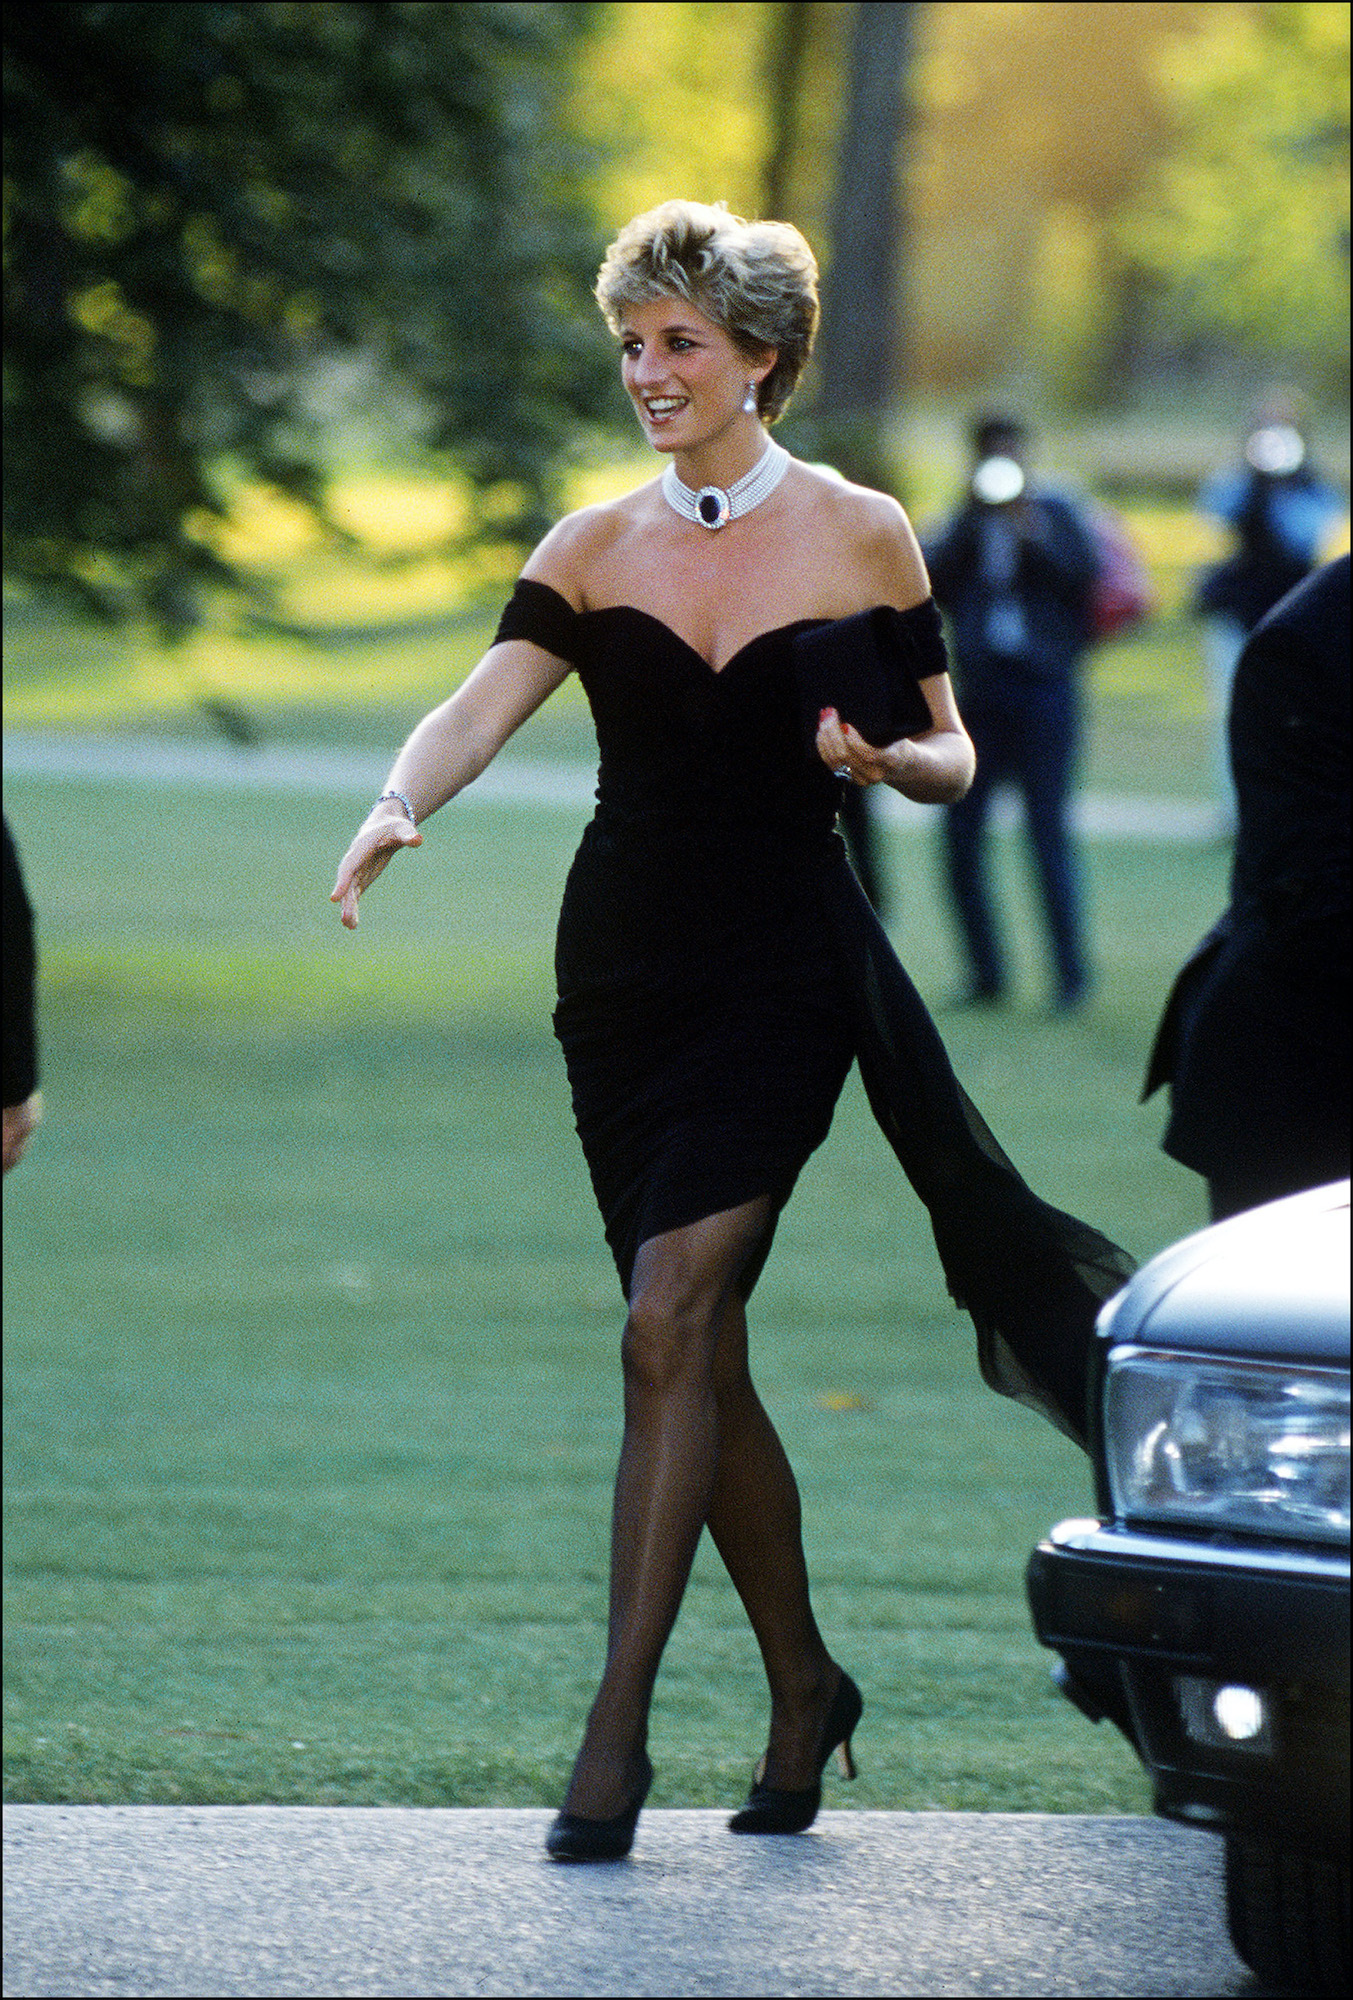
[661,438,791,531]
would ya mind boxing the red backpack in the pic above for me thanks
[1086,503,1155,642]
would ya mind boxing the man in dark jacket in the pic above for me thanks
[3,817,42,1173]
[1144,555,1350,1219]
[924,414,1101,1012]
[1194,397,1345,830]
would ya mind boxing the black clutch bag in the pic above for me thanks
[791,602,940,755]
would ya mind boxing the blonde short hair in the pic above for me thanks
[595,200,819,424]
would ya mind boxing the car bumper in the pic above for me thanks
[1027,1518,1350,1851]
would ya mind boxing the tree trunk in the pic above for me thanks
[761,2,812,220]
[815,1,915,485]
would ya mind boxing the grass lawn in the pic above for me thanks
[2,778,1223,1813]
[3,469,1233,1812]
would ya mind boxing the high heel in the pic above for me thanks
[728,1670,862,1835]
[545,1756,653,1862]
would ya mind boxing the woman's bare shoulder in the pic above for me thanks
[790,463,929,610]
[521,482,662,608]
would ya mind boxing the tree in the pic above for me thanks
[761,1,813,223]
[797,2,916,490]
[568,2,771,230]
[1116,1,1349,397]
[906,1,1207,405]
[3,2,613,640]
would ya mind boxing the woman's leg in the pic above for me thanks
[706,1294,841,1788]
[562,1196,776,1818]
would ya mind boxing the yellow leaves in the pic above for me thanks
[325,476,463,555]
[1026,202,1115,410]
[179,214,298,329]
[1121,1,1349,365]
[69,280,121,334]
[246,183,293,230]
[182,212,237,307]
[195,485,324,567]
[568,2,768,225]
[187,472,488,631]
[60,152,136,244]
[67,280,156,386]
[283,292,322,341]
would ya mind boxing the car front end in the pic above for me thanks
[1027,1182,1350,1992]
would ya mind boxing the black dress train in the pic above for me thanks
[494,579,1134,1448]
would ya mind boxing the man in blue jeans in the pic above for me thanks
[924,414,1100,1013]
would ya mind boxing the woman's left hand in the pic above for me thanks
[816,704,975,805]
[815,708,920,789]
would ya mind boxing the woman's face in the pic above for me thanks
[618,294,769,452]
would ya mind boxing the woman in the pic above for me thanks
[331,202,1132,1862]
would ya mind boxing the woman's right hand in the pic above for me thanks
[330,811,423,929]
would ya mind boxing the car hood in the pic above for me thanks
[1098,1180,1350,1365]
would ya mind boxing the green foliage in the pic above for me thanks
[1118,1,1350,393]
[570,2,772,227]
[2,2,615,637]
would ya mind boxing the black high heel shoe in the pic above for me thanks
[545,1755,653,1862]
[728,1671,862,1835]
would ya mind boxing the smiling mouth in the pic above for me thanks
[642,397,687,421]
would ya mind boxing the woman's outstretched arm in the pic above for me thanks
[330,637,571,928]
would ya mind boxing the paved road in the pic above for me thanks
[4,1805,1271,1999]
[2,731,1224,842]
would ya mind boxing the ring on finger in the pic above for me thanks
[833,764,852,779]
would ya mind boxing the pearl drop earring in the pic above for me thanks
[742,383,758,414]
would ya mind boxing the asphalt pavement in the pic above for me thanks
[3,1805,1273,1998]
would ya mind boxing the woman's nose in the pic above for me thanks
[629,346,666,386]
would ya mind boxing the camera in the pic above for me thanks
[1245,424,1305,477]
[970,455,1026,507]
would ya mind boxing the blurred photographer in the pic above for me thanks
[924,414,1101,1013]
[1196,395,1346,831]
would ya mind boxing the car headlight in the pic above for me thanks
[1104,1347,1350,1546]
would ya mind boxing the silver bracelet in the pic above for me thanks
[376,788,417,826]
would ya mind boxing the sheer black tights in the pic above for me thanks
[562,1198,838,1819]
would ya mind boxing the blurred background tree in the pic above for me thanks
[1116,1,1349,400]
[3,0,612,642]
[4,0,1346,662]
[570,2,1346,430]
[798,1,915,494]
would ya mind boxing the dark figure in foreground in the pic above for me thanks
[1195,396,1345,830]
[3,817,42,1174]
[1145,555,1351,1220]
[924,415,1101,1012]
[332,203,1132,1864]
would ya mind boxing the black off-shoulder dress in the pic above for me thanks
[494,578,1133,1448]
